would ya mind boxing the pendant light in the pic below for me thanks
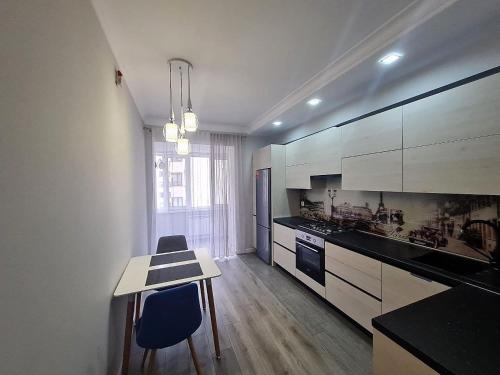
[183,64,198,132]
[163,61,178,142]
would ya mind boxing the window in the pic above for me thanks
[170,172,183,186]
[154,142,211,212]
[171,197,184,207]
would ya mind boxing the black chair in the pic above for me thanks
[155,235,206,310]
[157,235,188,253]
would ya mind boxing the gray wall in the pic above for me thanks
[0,1,147,374]
[270,33,500,145]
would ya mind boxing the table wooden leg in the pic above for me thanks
[205,278,221,359]
[199,280,206,310]
[121,294,135,375]
[135,292,142,323]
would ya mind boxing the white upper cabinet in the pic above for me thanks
[403,74,500,148]
[403,135,500,195]
[253,145,272,170]
[308,127,341,175]
[285,164,311,189]
[285,138,310,166]
[341,107,402,157]
[342,150,402,192]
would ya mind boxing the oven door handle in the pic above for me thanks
[297,242,320,253]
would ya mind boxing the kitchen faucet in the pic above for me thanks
[461,220,500,268]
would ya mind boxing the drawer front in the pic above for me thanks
[325,243,381,298]
[295,269,325,297]
[382,263,450,314]
[326,273,381,332]
[273,223,296,251]
[273,243,295,275]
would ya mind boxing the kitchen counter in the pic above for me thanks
[272,216,314,230]
[373,285,500,375]
[273,216,500,375]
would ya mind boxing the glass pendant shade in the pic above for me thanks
[177,137,189,155]
[163,121,178,142]
[184,110,198,132]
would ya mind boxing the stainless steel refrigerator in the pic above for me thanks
[256,168,271,264]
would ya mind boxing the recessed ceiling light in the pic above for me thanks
[378,52,403,65]
[272,121,282,126]
[307,98,322,106]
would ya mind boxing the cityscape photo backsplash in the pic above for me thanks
[300,176,499,261]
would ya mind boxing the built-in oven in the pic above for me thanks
[296,230,325,286]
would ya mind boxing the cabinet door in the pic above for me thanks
[309,127,342,175]
[403,135,500,195]
[373,330,439,375]
[325,243,381,298]
[286,138,309,166]
[342,150,402,192]
[273,243,295,275]
[403,74,500,148]
[341,107,402,157]
[382,264,449,314]
[326,273,381,332]
[273,223,295,252]
[285,164,311,189]
[253,146,272,170]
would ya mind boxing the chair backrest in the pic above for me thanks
[156,235,188,253]
[136,283,202,349]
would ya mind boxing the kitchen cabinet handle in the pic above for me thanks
[297,243,319,253]
[410,272,433,283]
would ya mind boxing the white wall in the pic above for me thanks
[270,33,500,144]
[0,1,147,374]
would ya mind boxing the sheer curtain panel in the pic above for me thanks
[150,128,246,258]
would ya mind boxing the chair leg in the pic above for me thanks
[187,336,202,375]
[147,349,156,375]
[199,280,206,310]
[141,349,149,369]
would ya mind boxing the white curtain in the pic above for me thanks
[149,128,246,258]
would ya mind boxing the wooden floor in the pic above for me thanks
[128,254,373,375]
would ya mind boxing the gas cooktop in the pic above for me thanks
[298,221,345,236]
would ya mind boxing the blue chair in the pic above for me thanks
[155,235,206,310]
[136,284,203,375]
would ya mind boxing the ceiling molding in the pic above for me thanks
[248,0,459,133]
[144,118,249,134]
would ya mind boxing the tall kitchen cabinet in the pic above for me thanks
[341,107,403,192]
[285,126,341,189]
[402,73,500,195]
[252,145,296,250]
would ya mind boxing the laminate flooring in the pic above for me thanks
[128,254,372,375]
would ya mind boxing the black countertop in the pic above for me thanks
[273,216,500,375]
[373,285,500,375]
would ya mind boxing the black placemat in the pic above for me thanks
[145,262,203,286]
[149,251,196,266]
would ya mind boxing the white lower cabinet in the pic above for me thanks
[381,263,450,314]
[273,242,295,275]
[373,329,439,375]
[325,272,381,332]
[285,164,311,189]
[295,269,325,297]
[273,223,295,252]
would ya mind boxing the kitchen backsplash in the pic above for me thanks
[300,176,499,261]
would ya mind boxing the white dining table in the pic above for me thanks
[114,248,222,375]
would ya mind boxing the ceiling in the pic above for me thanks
[91,0,500,134]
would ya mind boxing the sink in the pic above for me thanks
[411,251,490,276]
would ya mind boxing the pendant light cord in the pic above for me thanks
[169,61,174,122]
[187,65,192,110]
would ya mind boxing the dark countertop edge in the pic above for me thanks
[372,318,453,375]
